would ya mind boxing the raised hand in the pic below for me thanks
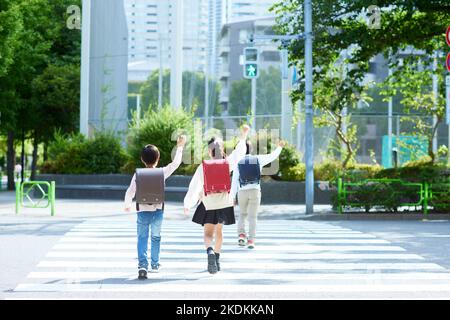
[177,134,187,148]
[278,140,287,148]
[241,124,250,138]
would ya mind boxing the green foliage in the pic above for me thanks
[280,163,306,181]
[139,70,221,117]
[41,132,126,174]
[124,106,195,173]
[228,66,282,116]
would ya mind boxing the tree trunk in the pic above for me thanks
[6,131,15,191]
[43,142,48,162]
[31,132,39,181]
[21,129,25,183]
[428,118,441,164]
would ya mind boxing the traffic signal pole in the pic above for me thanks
[304,0,314,214]
[249,21,313,213]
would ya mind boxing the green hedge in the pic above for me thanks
[41,132,126,174]
[123,106,196,174]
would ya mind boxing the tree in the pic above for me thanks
[0,0,81,187]
[228,66,282,116]
[272,0,450,167]
[379,56,446,163]
[313,59,372,168]
[139,70,221,117]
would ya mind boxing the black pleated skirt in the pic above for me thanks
[192,202,236,226]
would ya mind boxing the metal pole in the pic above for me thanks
[170,0,183,109]
[80,0,91,137]
[304,0,314,214]
[432,52,438,155]
[251,78,257,129]
[388,65,393,168]
[158,35,163,110]
[136,94,141,128]
[205,70,209,130]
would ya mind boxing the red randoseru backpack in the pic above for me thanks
[202,159,231,196]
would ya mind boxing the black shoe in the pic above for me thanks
[207,252,218,274]
[138,268,148,280]
[215,253,221,272]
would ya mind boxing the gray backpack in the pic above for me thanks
[135,168,165,210]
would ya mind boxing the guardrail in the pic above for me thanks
[427,182,450,214]
[15,181,56,216]
[337,178,425,214]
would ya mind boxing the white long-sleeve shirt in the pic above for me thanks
[183,139,247,211]
[124,146,184,212]
[231,146,282,199]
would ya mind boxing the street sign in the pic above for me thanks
[446,26,450,46]
[447,53,450,72]
[446,76,450,125]
[244,63,259,79]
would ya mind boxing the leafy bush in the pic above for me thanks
[124,106,195,174]
[280,164,306,181]
[41,132,126,174]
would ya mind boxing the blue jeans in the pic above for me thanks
[137,210,163,270]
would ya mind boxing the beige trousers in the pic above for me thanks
[237,189,261,240]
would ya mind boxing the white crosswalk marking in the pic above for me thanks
[13,218,450,299]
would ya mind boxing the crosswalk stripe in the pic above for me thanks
[14,283,450,293]
[26,272,450,281]
[58,237,392,244]
[45,251,422,260]
[64,232,377,238]
[13,219,450,297]
[69,228,364,234]
[51,243,406,252]
[36,260,445,270]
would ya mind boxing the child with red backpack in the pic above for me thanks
[183,125,250,274]
[124,135,186,280]
[231,140,286,249]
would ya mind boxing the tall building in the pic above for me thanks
[80,0,129,137]
[218,17,280,110]
[225,0,277,23]
[124,0,209,82]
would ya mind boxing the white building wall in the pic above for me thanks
[125,0,209,81]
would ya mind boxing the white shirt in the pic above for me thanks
[124,146,183,212]
[231,146,282,199]
[183,139,247,210]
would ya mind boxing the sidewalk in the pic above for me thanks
[1,191,448,221]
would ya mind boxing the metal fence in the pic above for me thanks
[196,113,450,165]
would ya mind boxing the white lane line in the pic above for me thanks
[69,228,363,234]
[45,251,424,260]
[14,283,450,293]
[59,238,391,244]
[53,245,406,254]
[27,272,450,281]
[36,261,445,270]
[64,232,376,238]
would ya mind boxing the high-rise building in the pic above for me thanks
[225,0,277,23]
[125,0,209,82]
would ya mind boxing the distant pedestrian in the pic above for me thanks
[183,125,250,274]
[124,135,186,280]
[231,140,285,249]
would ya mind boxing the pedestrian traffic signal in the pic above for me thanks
[244,63,259,79]
[243,47,259,79]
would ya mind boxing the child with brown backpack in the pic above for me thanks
[124,135,186,280]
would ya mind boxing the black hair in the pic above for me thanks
[208,137,225,159]
[141,144,160,166]
[245,140,253,155]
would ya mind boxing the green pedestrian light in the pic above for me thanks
[244,63,259,79]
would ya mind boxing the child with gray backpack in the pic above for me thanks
[231,139,285,249]
[124,135,186,280]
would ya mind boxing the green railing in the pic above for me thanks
[427,182,450,214]
[337,178,425,214]
[15,181,56,216]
